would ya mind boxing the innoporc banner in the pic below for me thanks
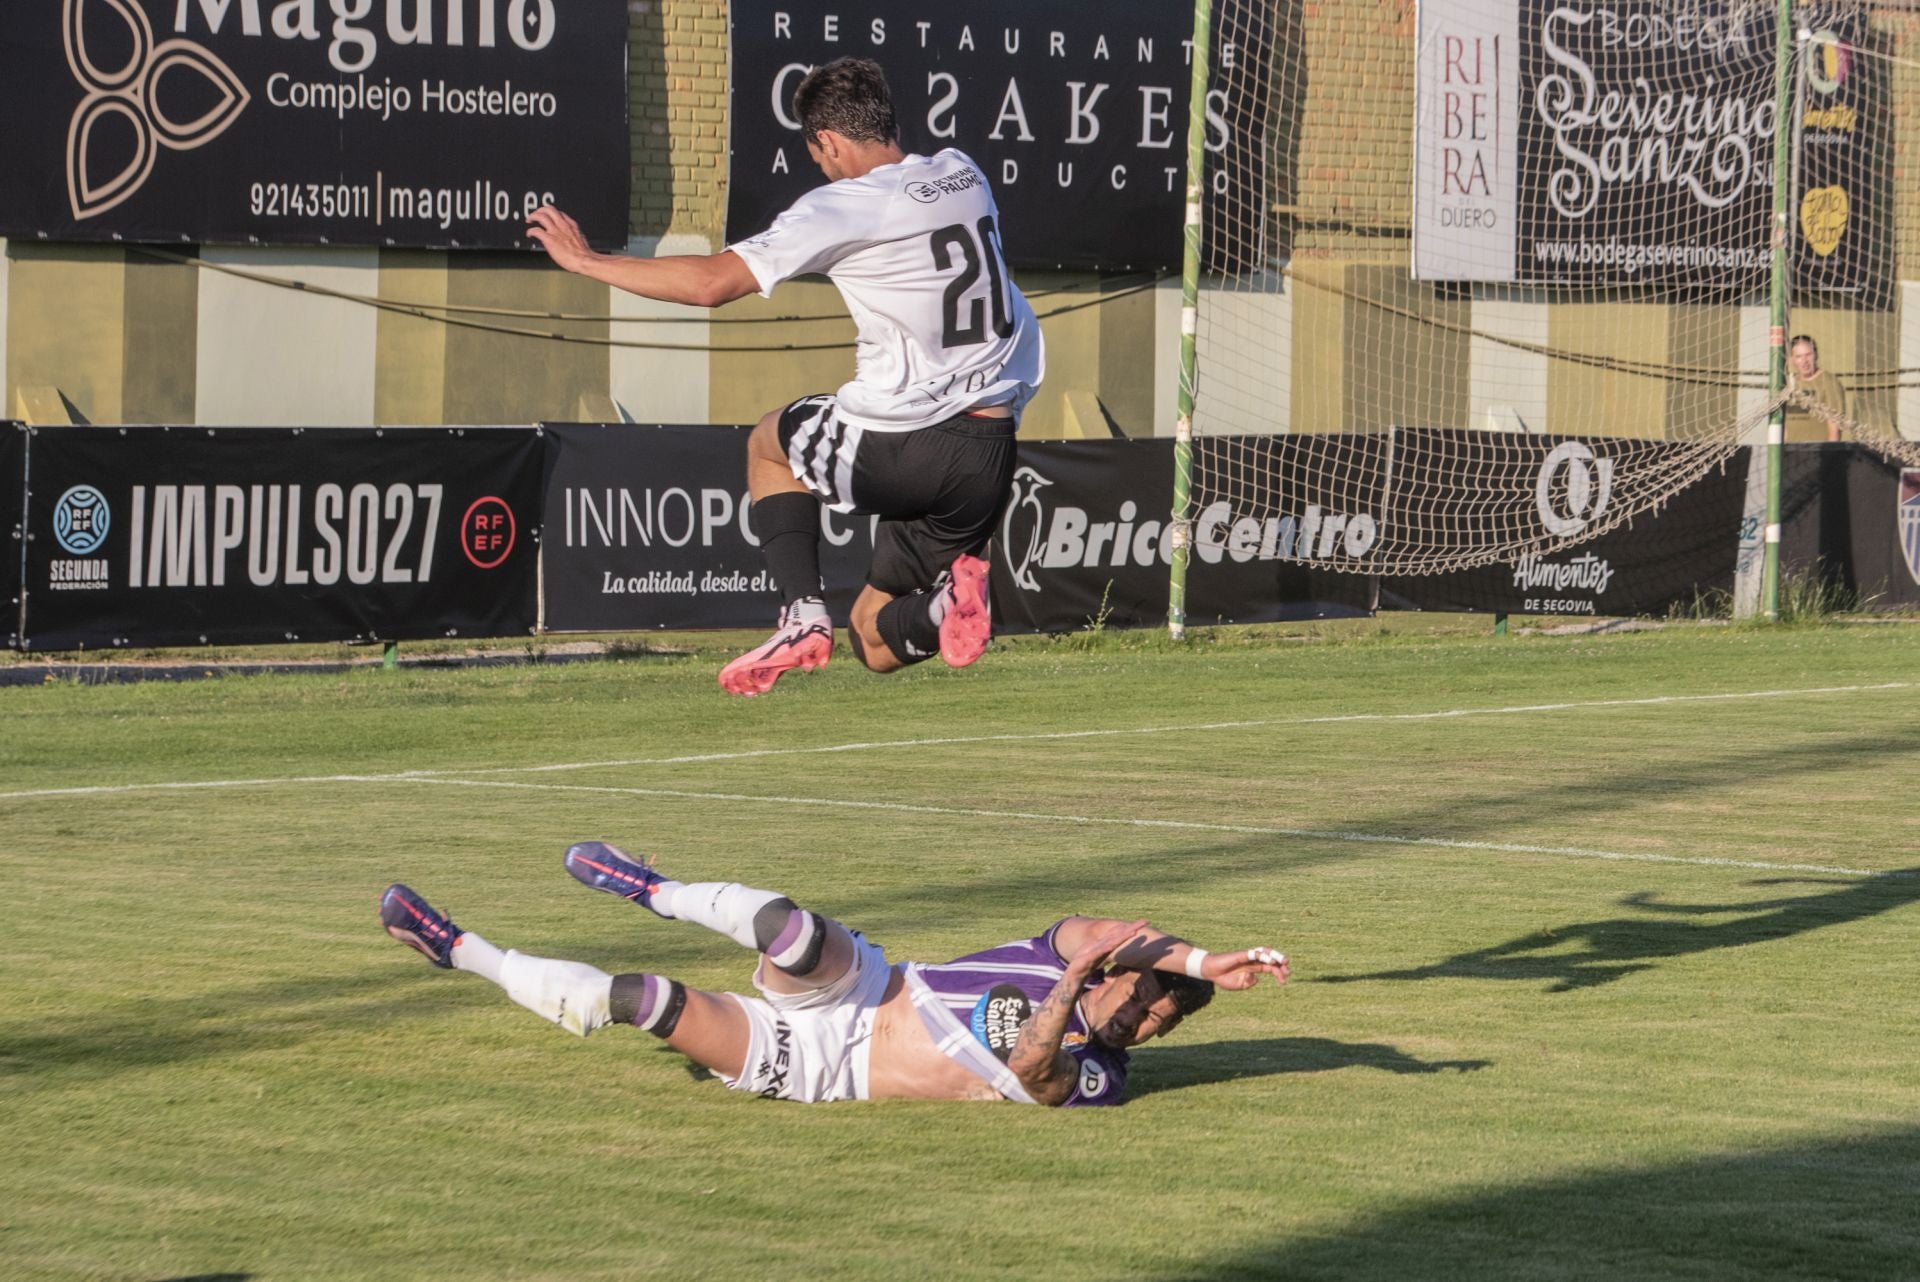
[1413,0,1877,287]
[0,0,628,249]
[725,0,1270,272]
[542,424,883,631]
[21,426,541,650]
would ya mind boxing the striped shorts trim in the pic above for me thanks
[780,394,865,513]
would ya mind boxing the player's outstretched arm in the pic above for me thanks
[1008,918,1147,1107]
[1053,917,1290,991]
[527,205,759,308]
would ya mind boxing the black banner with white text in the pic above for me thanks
[20,426,540,650]
[0,0,629,248]
[725,0,1268,271]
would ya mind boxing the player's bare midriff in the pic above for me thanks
[864,968,1007,1102]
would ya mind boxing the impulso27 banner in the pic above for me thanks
[726,0,1271,271]
[0,0,629,248]
[1414,0,1874,288]
[21,426,541,650]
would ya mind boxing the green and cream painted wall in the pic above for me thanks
[4,1,1919,441]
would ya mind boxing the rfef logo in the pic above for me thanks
[461,496,516,568]
[53,484,110,554]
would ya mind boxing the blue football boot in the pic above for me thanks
[564,841,673,918]
[380,883,462,967]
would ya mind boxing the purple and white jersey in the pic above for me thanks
[904,919,1129,1107]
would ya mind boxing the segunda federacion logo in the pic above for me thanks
[49,484,112,591]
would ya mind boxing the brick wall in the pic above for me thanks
[630,0,730,243]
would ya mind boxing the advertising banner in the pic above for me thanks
[1412,0,1520,281]
[21,426,541,650]
[725,0,1268,271]
[995,438,1373,630]
[1794,13,1885,299]
[1382,449,1747,615]
[541,423,879,631]
[3,425,24,650]
[542,426,1370,634]
[1414,1,1877,288]
[0,0,629,249]
[1770,444,1920,609]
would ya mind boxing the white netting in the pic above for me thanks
[1190,0,1920,576]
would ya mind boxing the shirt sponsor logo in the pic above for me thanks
[970,984,1032,1062]
[1077,1059,1109,1099]
[757,1017,794,1099]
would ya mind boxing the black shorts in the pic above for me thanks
[777,394,1018,597]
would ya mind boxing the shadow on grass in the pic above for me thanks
[1131,1036,1490,1097]
[1356,725,1920,863]
[0,969,457,1090]
[1149,1126,1920,1281]
[1321,868,1920,991]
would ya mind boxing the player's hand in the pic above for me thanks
[1066,918,1150,987]
[527,205,593,274]
[1200,945,1290,990]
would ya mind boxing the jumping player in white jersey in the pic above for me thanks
[528,58,1044,695]
[380,843,1288,1106]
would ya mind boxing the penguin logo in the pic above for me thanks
[1000,466,1054,592]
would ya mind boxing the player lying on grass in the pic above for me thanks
[380,843,1288,1106]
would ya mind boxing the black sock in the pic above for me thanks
[876,591,941,665]
[751,492,824,604]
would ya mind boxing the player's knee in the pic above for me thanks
[752,898,829,976]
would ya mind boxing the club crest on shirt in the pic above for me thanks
[970,984,1031,1061]
[1062,1031,1087,1049]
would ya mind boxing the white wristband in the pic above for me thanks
[1183,948,1211,979]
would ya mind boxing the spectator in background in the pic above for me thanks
[1786,335,1847,443]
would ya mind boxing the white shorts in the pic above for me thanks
[719,932,895,1103]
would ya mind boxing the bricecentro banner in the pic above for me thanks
[540,425,1372,633]
[725,0,1267,271]
[21,426,540,650]
[1413,0,1874,288]
[0,0,628,248]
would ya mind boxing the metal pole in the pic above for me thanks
[1763,0,1794,622]
[1168,0,1213,641]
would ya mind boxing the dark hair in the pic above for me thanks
[1157,971,1216,1019]
[793,58,898,145]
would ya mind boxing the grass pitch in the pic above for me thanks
[5,621,1919,1281]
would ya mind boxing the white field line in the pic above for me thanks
[3,681,1908,807]
[341,774,1900,880]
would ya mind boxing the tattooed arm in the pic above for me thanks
[1007,918,1147,1107]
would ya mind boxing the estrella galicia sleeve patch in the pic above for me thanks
[969,984,1032,1062]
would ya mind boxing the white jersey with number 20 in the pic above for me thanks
[728,148,1044,432]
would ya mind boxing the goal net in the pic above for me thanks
[1188,0,1920,577]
